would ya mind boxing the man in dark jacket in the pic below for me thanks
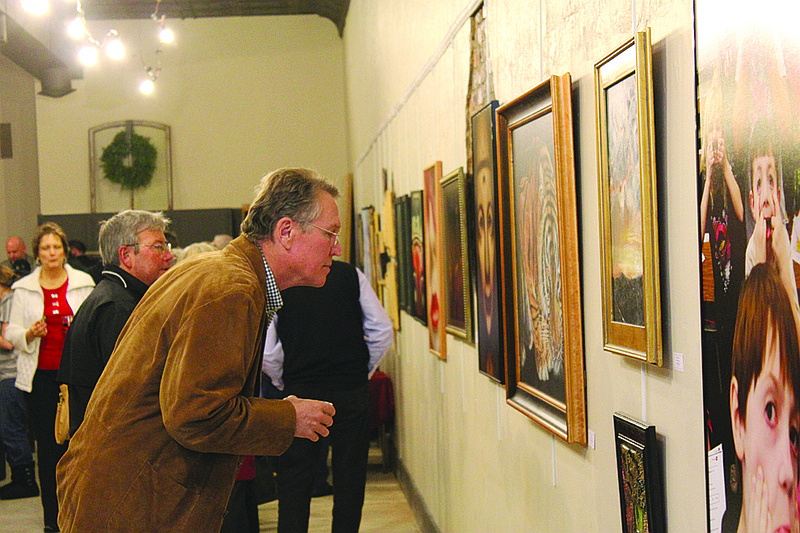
[58,209,174,435]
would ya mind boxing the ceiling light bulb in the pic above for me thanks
[78,45,98,66]
[159,28,174,44]
[140,80,155,94]
[106,38,125,60]
[67,17,85,39]
[21,0,49,15]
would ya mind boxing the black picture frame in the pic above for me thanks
[394,194,414,314]
[471,100,504,382]
[613,413,665,533]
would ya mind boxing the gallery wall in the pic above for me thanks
[343,0,704,531]
[34,16,350,225]
[0,53,40,249]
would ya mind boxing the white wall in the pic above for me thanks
[0,53,40,247]
[35,15,349,217]
[343,0,704,531]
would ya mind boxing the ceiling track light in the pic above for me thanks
[65,0,173,94]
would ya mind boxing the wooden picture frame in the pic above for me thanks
[594,28,662,366]
[613,413,665,533]
[441,167,472,340]
[496,74,586,445]
[410,190,427,325]
[424,161,446,360]
[471,100,505,382]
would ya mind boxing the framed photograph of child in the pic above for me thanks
[496,73,586,445]
[594,27,662,366]
[424,161,446,360]
[613,412,665,533]
[440,167,472,341]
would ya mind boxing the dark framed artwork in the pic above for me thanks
[496,74,586,445]
[441,167,472,341]
[354,211,364,272]
[394,194,414,314]
[424,161,446,359]
[613,413,665,533]
[410,190,427,325]
[471,100,504,382]
[594,28,662,366]
[393,194,407,313]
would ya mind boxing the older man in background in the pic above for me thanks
[2,236,33,276]
[57,168,340,533]
[57,210,174,436]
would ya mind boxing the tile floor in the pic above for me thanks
[0,444,419,533]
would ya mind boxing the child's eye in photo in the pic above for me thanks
[765,401,776,424]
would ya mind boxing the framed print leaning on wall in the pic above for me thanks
[472,100,505,383]
[441,167,472,341]
[424,161,446,360]
[496,74,586,445]
[594,27,662,366]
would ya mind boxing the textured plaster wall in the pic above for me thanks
[344,0,704,531]
[0,54,40,247]
[35,15,349,217]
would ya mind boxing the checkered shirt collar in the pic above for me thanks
[259,247,283,321]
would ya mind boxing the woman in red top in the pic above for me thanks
[6,223,94,532]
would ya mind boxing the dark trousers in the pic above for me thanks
[220,479,259,533]
[27,369,67,526]
[277,382,370,533]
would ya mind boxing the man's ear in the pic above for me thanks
[275,217,294,249]
[731,375,745,462]
[118,245,133,270]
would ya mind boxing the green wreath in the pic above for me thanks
[100,131,158,190]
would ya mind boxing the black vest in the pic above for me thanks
[276,260,370,390]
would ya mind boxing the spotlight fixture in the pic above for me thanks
[139,79,155,95]
[65,0,173,93]
[78,45,98,67]
[105,31,125,60]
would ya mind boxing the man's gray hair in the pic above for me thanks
[99,210,171,266]
[241,167,339,242]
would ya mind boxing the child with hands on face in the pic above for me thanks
[730,262,800,533]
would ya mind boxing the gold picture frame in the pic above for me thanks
[440,167,472,341]
[496,73,586,445]
[594,28,662,366]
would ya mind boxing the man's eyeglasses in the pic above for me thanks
[309,223,340,245]
[126,242,172,254]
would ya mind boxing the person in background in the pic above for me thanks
[4,223,94,532]
[66,240,102,283]
[58,210,173,436]
[0,264,39,501]
[3,236,33,278]
[56,168,339,533]
[263,259,393,533]
[213,233,234,250]
[2,236,33,269]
